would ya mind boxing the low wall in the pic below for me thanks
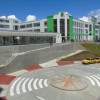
[0,43,50,64]
[0,43,85,76]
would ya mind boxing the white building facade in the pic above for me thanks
[0,12,100,45]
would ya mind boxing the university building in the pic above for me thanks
[0,12,100,45]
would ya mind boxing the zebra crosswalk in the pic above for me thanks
[86,74,100,87]
[10,77,49,96]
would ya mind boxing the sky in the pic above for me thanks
[0,0,100,22]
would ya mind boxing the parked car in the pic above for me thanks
[82,58,95,64]
[94,57,100,63]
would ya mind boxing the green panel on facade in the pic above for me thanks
[69,16,73,40]
[47,16,54,32]
[61,12,64,17]
[93,22,96,41]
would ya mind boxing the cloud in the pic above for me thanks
[0,16,6,19]
[79,16,89,22]
[7,15,18,19]
[26,15,36,22]
[79,9,100,22]
[88,9,100,17]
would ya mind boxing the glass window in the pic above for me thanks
[0,25,9,28]
[34,23,40,27]
[85,29,88,33]
[44,21,47,26]
[26,24,32,28]
[20,25,25,29]
[34,29,40,32]
[85,24,88,28]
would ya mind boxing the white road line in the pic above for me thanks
[37,96,45,100]
[33,79,38,90]
[44,79,48,87]
[90,76,100,86]
[16,78,25,94]
[93,75,100,80]
[86,77,95,85]
[22,78,30,93]
[10,77,22,96]
[39,79,43,88]
[28,78,34,91]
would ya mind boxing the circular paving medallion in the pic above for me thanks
[50,74,88,91]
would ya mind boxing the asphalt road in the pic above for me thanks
[7,63,100,100]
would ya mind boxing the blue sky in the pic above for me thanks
[0,0,100,22]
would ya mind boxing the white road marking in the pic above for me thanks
[28,78,34,91]
[33,79,38,90]
[37,96,45,100]
[22,78,30,93]
[93,75,100,80]
[90,76,100,86]
[39,79,43,88]
[86,77,95,85]
[10,77,22,96]
[44,79,48,87]
[16,78,25,94]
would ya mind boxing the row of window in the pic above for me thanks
[20,21,47,29]
[73,21,90,28]
[74,35,88,40]
[0,19,9,23]
[0,25,9,28]
[73,21,84,28]
[27,28,47,32]
[73,28,89,34]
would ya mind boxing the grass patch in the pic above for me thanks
[60,43,100,61]
[81,43,100,56]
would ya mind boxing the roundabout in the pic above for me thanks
[6,63,100,100]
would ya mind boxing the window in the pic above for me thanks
[34,29,40,32]
[44,28,47,32]
[0,25,9,28]
[26,24,32,28]
[44,21,47,26]
[20,25,25,29]
[34,23,40,27]
[77,22,78,27]
[95,30,99,34]
[85,24,88,28]
[95,25,99,29]
[15,21,19,23]
[85,29,88,33]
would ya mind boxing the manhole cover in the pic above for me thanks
[50,74,88,91]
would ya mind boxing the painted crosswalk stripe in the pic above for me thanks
[39,79,43,88]
[22,78,30,93]
[86,77,95,85]
[44,79,48,87]
[28,78,34,91]
[90,76,100,86]
[10,77,22,96]
[33,79,38,90]
[93,75,100,80]
[16,78,25,94]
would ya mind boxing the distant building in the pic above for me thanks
[0,12,100,45]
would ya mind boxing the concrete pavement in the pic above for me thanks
[6,63,100,100]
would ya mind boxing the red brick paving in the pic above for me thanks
[57,61,74,66]
[25,65,43,71]
[0,75,16,85]
[0,96,7,100]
